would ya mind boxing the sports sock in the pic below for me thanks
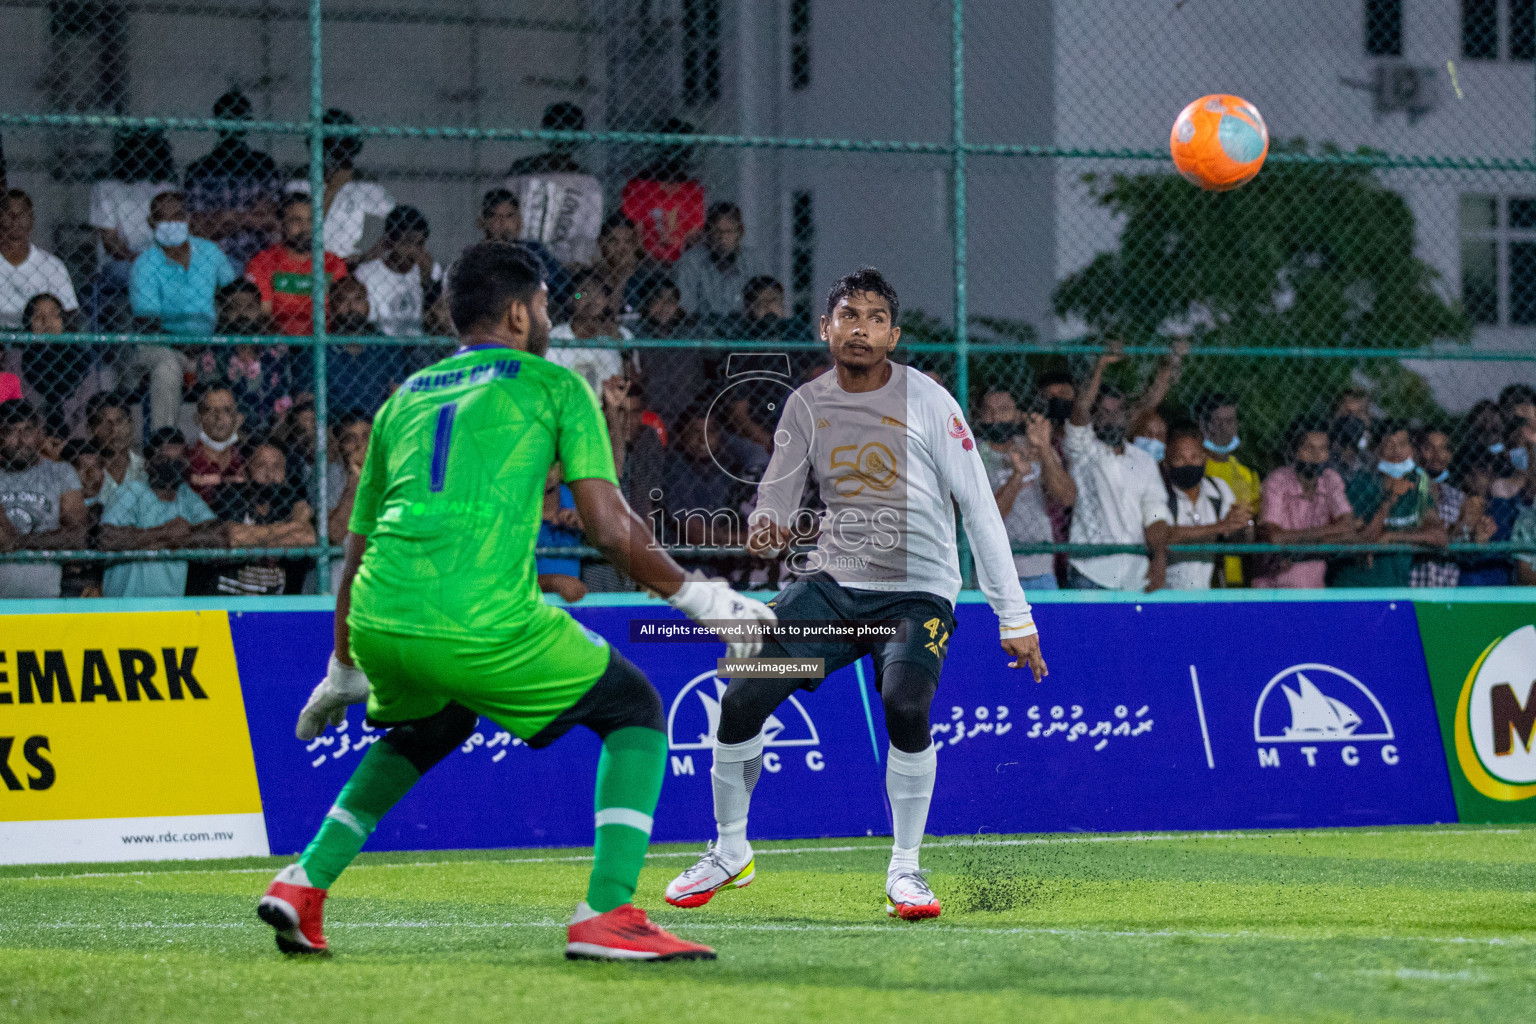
[710,732,764,868]
[886,743,937,877]
[297,740,421,889]
[585,726,667,914]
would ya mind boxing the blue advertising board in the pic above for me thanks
[230,598,1457,856]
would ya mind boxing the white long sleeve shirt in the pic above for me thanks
[752,363,1035,638]
[1064,422,1173,590]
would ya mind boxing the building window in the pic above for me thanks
[1461,194,1536,326]
[790,0,812,91]
[682,0,722,107]
[1365,0,1403,56]
[1463,0,1535,59]
[791,190,815,321]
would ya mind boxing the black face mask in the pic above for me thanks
[1095,423,1125,447]
[250,482,286,507]
[976,422,1016,444]
[1046,397,1074,423]
[329,312,370,335]
[1168,464,1205,490]
[1332,416,1367,452]
[148,458,186,492]
[1294,459,1326,481]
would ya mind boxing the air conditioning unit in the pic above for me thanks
[1372,63,1439,122]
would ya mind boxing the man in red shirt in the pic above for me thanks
[620,119,705,263]
[245,193,348,335]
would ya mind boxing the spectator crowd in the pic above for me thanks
[3,93,1536,598]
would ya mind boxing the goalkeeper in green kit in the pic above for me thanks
[256,242,775,961]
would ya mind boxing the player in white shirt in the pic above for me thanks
[664,268,1048,921]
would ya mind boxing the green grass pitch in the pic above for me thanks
[3,826,1533,1023]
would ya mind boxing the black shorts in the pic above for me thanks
[757,572,957,692]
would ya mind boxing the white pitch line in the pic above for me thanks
[10,918,1531,948]
[4,826,1529,883]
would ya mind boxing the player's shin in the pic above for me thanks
[710,732,764,868]
[297,740,421,888]
[886,742,937,877]
[585,726,667,914]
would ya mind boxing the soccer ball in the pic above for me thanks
[1169,94,1269,192]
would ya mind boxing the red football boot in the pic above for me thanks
[257,864,330,955]
[566,902,717,961]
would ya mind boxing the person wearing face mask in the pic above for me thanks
[98,427,227,597]
[1454,399,1507,481]
[1195,393,1260,587]
[1063,342,1172,591]
[218,442,316,596]
[1332,421,1446,588]
[1160,424,1248,590]
[1250,421,1357,589]
[1130,407,1168,465]
[122,191,236,432]
[1328,389,1375,486]
[1410,427,1467,588]
[187,387,247,503]
[977,388,1075,590]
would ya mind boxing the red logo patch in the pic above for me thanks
[948,414,969,439]
[962,437,975,451]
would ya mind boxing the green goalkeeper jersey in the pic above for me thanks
[347,343,618,641]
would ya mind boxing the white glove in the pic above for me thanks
[668,572,778,659]
[296,652,372,740]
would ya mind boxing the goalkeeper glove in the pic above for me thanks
[667,571,777,659]
[296,652,371,740]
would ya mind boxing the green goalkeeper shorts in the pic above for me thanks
[350,611,612,740]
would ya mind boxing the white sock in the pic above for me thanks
[711,732,764,868]
[886,743,937,877]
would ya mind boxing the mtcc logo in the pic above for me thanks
[1454,624,1536,802]
[665,670,825,777]
[1252,663,1399,768]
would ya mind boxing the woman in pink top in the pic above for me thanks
[1252,424,1358,588]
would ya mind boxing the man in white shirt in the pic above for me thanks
[283,110,395,261]
[351,206,444,337]
[548,268,634,393]
[1162,423,1246,590]
[505,102,605,266]
[1064,344,1172,590]
[664,268,1046,922]
[0,190,80,329]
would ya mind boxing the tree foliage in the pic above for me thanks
[1053,143,1470,350]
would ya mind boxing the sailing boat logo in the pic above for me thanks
[667,669,822,751]
[1253,663,1395,744]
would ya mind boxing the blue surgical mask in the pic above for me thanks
[1378,457,1416,480]
[1203,436,1240,456]
[1489,442,1506,455]
[1512,447,1530,472]
[154,220,190,247]
[1432,469,1450,484]
[1131,436,1165,463]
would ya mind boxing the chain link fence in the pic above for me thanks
[0,1,1534,599]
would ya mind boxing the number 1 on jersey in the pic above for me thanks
[429,402,457,492]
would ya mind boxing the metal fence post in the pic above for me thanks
[309,0,331,593]
[952,0,975,588]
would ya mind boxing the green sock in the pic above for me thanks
[297,741,421,890]
[585,726,667,913]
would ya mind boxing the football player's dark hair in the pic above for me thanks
[447,241,544,334]
[825,266,899,324]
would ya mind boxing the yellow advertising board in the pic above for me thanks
[0,610,268,863]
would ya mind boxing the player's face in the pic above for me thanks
[821,291,899,371]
